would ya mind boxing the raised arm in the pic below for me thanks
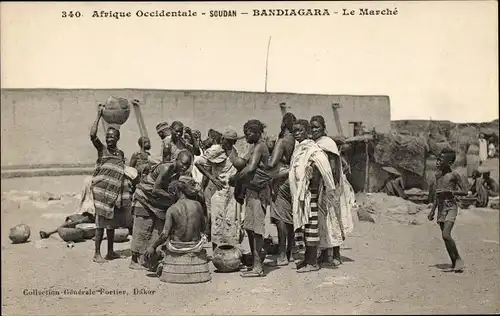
[90,105,104,150]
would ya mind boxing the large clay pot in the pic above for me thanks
[212,244,242,273]
[102,96,131,125]
[9,224,31,244]
[57,227,84,242]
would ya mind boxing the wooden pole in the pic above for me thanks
[264,36,272,92]
[132,100,149,138]
[364,140,370,192]
[331,103,344,137]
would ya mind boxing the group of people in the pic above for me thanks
[478,133,497,162]
[37,102,500,281]
[54,104,357,280]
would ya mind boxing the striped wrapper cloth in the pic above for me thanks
[92,155,126,219]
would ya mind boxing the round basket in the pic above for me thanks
[458,197,476,209]
[58,227,84,242]
[102,96,131,125]
[75,223,96,239]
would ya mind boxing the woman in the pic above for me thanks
[264,112,297,266]
[310,115,354,267]
[232,120,270,278]
[289,119,339,273]
[195,128,240,250]
[90,104,132,263]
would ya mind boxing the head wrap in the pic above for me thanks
[222,128,238,140]
[156,122,169,133]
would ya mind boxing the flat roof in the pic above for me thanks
[1,88,390,99]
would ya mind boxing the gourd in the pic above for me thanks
[9,224,31,244]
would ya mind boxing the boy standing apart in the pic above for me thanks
[428,148,468,273]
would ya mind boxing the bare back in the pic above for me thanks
[165,199,205,242]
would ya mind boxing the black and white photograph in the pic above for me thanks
[1,1,498,315]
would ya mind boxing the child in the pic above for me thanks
[129,136,152,182]
[428,148,468,272]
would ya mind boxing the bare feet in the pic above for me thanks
[156,263,163,276]
[297,264,320,273]
[129,261,147,270]
[294,260,306,270]
[105,252,123,260]
[320,258,339,268]
[276,257,289,266]
[93,254,107,264]
[240,269,265,278]
[454,259,465,273]
[265,257,289,267]
[443,263,455,272]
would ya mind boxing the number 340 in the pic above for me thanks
[61,11,82,18]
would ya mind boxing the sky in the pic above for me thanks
[1,1,498,122]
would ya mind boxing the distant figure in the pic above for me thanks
[470,170,489,208]
[478,133,488,164]
[382,166,408,200]
[154,122,171,163]
[470,169,499,208]
[129,136,152,182]
[488,141,496,158]
[427,148,468,273]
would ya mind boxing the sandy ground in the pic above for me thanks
[1,175,499,315]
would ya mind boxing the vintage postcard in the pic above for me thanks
[1,1,498,315]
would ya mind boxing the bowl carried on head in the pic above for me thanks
[101,96,131,126]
